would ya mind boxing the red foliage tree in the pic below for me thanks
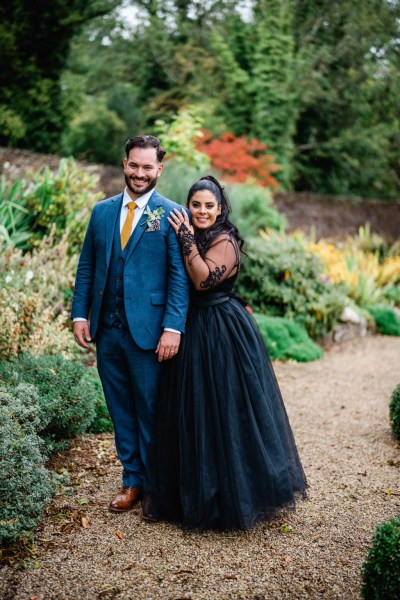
[196,130,281,188]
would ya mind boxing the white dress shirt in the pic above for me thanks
[73,187,180,335]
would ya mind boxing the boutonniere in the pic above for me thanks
[141,206,165,231]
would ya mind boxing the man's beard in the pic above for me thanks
[125,174,158,196]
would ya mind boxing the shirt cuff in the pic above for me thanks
[164,328,181,334]
[73,318,88,322]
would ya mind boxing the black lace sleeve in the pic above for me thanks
[199,265,227,289]
[177,223,196,256]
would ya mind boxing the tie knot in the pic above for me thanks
[127,201,137,211]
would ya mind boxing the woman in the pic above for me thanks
[143,175,307,530]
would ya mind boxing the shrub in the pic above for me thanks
[0,385,55,545]
[368,305,400,336]
[361,515,400,600]
[0,353,99,442]
[227,182,286,238]
[0,232,78,360]
[389,384,400,440]
[253,314,324,362]
[157,159,206,206]
[23,159,102,254]
[236,234,347,339]
[196,130,280,188]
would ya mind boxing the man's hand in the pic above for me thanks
[73,321,92,349]
[156,331,181,362]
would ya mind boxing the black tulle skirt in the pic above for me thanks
[144,293,307,531]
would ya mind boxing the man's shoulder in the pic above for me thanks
[93,193,123,211]
[153,191,183,211]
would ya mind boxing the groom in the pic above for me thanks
[71,135,189,512]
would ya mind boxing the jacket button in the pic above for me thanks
[99,290,103,296]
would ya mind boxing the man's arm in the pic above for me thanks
[71,210,96,349]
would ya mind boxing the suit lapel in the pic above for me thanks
[105,193,123,267]
[125,191,163,264]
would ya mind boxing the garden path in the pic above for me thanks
[1,335,400,600]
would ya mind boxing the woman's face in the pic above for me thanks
[188,190,221,231]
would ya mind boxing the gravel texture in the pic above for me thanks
[1,335,400,600]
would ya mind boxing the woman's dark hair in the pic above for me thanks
[186,175,245,257]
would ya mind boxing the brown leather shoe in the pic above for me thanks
[141,494,159,522]
[109,487,142,513]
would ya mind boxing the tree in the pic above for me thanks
[0,0,121,151]
[251,0,298,186]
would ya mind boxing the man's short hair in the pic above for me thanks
[125,135,166,162]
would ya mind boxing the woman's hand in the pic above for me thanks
[168,208,194,236]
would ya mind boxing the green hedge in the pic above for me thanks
[361,515,400,600]
[0,385,55,545]
[254,314,324,362]
[389,384,400,440]
[368,305,400,336]
[0,353,111,445]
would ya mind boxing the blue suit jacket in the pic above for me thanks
[71,190,190,349]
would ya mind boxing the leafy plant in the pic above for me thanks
[0,176,31,248]
[361,515,400,600]
[253,314,324,362]
[368,305,400,336]
[236,233,347,339]
[0,353,99,442]
[23,158,102,253]
[197,130,280,188]
[0,384,55,545]
[0,231,78,360]
[389,384,400,440]
[155,108,210,170]
[227,182,286,238]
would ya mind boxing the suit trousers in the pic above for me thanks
[96,323,161,488]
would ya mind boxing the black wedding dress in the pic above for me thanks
[144,235,307,531]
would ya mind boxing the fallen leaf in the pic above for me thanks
[81,517,90,528]
[115,530,125,540]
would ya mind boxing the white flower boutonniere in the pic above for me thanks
[141,206,165,231]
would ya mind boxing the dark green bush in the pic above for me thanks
[0,353,99,442]
[0,385,55,545]
[253,314,324,362]
[236,235,347,338]
[389,384,400,440]
[361,515,400,600]
[368,305,400,336]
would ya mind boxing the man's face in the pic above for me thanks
[123,147,164,198]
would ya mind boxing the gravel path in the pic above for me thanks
[1,335,400,600]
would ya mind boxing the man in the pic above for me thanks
[72,135,189,512]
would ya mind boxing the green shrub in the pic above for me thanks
[23,159,102,254]
[253,314,324,362]
[382,284,400,307]
[0,353,99,442]
[389,384,400,440]
[236,235,347,339]
[227,183,287,238]
[83,368,113,434]
[0,385,55,545]
[368,305,400,336]
[361,515,400,600]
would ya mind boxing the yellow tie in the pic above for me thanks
[120,201,137,250]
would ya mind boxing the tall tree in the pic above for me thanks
[291,0,400,198]
[0,0,121,151]
[251,0,298,186]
